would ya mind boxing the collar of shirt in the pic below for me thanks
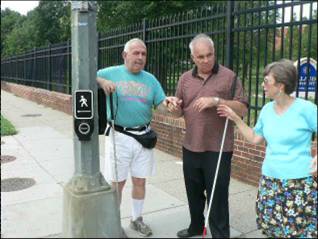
[191,62,219,82]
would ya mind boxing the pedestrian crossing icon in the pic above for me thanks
[80,95,88,107]
[74,90,93,119]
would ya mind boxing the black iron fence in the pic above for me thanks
[1,41,72,94]
[1,1,317,126]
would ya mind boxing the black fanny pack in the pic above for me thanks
[106,94,157,149]
[122,129,157,149]
[107,123,157,149]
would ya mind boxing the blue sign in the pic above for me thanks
[298,59,317,92]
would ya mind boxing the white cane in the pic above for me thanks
[203,118,229,238]
[109,93,120,208]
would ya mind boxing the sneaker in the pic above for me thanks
[130,216,153,237]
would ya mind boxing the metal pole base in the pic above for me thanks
[62,182,123,238]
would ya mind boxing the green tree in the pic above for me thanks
[301,10,317,60]
[96,1,213,33]
[1,1,71,57]
[33,0,70,46]
[1,9,24,56]
[2,10,39,57]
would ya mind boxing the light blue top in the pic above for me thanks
[254,98,317,179]
[97,65,166,127]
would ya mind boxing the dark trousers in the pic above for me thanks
[183,147,232,238]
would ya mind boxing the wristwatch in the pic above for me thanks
[214,97,220,106]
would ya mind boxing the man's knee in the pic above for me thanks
[112,180,126,191]
[132,177,146,187]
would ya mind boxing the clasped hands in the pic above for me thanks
[164,96,221,113]
[164,96,182,113]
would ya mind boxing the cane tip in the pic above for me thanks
[202,227,207,238]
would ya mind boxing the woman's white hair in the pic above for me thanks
[123,38,146,53]
[189,34,214,54]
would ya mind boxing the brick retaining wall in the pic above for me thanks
[1,82,72,115]
[2,81,316,186]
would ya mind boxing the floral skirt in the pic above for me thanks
[256,175,317,238]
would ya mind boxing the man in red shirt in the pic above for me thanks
[166,34,248,238]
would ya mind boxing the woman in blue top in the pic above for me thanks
[217,59,317,238]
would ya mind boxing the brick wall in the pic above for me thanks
[1,82,72,115]
[2,81,317,187]
[151,113,266,186]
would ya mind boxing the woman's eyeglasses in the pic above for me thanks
[263,76,275,85]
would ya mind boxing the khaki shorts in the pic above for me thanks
[103,128,155,183]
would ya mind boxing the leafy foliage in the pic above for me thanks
[1,9,24,56]
[96,1,213,33]
[2,10,38,56]
[34,0,70,46]
[1,1,212,57]
[1,0,70,57]
[1,115,17,136]
[1,0,317,64]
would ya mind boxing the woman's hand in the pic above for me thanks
[218,104,264,145]
[217,104,241,123]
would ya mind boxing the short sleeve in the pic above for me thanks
[306,102,317,133]
[153,79,166,106]
[97,69,106,78]
[175,76,184,108]
[233,76,249,107]
[175,78,182,98]
[253,109,264,137]
[97,67,116,80]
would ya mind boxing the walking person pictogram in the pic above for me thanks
[79,95,88,107]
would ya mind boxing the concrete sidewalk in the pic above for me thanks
[1,90,264,238]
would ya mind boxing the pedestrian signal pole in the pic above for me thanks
[62,1,122,237]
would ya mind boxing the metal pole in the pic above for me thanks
[142,18,147,42]
[48,43,52,91]
[225,0,234,70]
[62,1,122,237]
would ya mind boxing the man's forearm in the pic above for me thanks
[96,77,104,85]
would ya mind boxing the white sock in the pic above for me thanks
[132,199,144,221]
